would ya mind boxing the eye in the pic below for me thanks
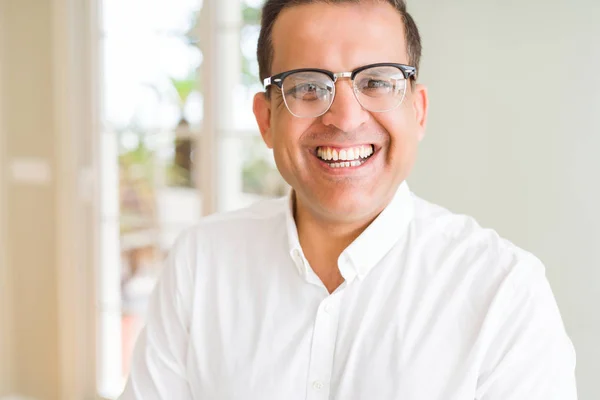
[368,80,391,89]
[286,83,328,101]
[358,78,393,95]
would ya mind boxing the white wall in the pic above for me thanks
[408,1,599,399]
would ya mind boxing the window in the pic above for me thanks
[97,0,284,397]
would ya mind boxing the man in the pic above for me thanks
[120,0,577,399]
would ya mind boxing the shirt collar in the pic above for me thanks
[285,182,415,282]
[341,181,414,281]
[285,190,307,275]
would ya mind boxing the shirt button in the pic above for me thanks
[324,303,334,314]
[312,380,324,390]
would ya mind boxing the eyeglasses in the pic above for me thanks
[263,63,417,118]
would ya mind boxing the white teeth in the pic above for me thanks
[317,145,374,162]
[329,159,364,168]
[346,148,354,160]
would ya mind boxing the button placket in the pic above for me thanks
[305,293,342,400]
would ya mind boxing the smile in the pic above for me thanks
[316,145,375,169]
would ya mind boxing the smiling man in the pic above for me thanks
[120,1,577,399]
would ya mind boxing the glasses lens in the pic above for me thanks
[281,71,334,118]
[353,66,407,112]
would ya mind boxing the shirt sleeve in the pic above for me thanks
[475,257,578,400]
[119,231,196,400]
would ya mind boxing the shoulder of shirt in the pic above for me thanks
[199,196,288,225]
[170,196,288,248]
[157,198,289,295]
[410,193,548,292]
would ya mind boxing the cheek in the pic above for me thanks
[269,115,315,185]
[375,110,420,160]
[271,113,313,151]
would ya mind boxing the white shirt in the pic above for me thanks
[120,182,577,400]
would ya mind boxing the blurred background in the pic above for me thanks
[0,0,598,399]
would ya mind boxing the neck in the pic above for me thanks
[293,194,381,292]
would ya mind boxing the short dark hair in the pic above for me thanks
[256,0,422,84]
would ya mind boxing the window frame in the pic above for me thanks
[53,0,102,398]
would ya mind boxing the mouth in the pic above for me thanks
[314,144,376,169]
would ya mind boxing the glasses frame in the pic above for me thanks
[263,62,417,118]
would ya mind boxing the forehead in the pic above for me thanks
[271,1,408,74]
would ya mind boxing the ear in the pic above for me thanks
[412,83,429,141]
[253,92,273,148]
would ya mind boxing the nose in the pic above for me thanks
[320,79,369,132]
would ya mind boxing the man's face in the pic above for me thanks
[253,1,428,225]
